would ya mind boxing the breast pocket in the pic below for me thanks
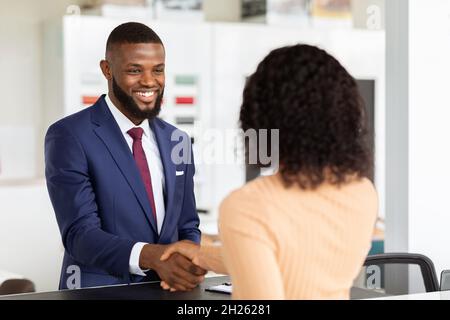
[173,165,187,204]
[175,170,185,177]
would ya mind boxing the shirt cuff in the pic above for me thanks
[129,242,150,276]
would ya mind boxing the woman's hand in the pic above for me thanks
[160,240,201,265]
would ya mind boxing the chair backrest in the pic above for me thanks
[352,253,439,297]
[0,279,35,295]
[440,270,450,291]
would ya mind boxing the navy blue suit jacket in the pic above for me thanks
[45,95,200,289]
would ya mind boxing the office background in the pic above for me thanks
[0,0,449,294]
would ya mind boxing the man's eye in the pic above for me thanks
[155,69,164,74]
[128,69,140,74]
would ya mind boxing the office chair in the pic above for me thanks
[440,270,450,291]
[352,253,439,298]
[0,279,35,296]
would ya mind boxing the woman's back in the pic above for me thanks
[219,174,377,299]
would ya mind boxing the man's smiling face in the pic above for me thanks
[101,42,165,124]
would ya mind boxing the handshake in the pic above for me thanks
[139,240,216,292]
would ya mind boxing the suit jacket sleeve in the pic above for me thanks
[177,144,201,244]
[45,122,135,278]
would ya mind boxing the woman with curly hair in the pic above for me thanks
[161,44,378,299]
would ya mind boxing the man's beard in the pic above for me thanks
[112,77,163,121]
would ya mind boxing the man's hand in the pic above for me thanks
[159,240,204,292]
[139,243,206,291]
[155,252,206,291]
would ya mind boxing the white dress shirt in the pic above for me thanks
[105,94,166,276]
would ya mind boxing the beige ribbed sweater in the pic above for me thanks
[218,173,378,300]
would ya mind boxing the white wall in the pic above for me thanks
[0,182,62,291]
[0,1,42,180]
[0,0,86,180]
[409,0,450,276]
[0,0,86,292]
[386,0,450,278]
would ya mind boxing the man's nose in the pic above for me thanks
[140,71,157,87]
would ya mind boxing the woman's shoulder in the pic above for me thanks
[342,176,378,199]
[334,177,378,218]
[219,175,276,216]
[223,174,279,203]
[218,176,280,236]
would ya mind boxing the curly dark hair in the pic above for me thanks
[240,44,372,189]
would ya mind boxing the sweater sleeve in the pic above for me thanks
[198,245,228,275]
[218,193,285,299]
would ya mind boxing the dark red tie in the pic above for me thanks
[127,127,157,224]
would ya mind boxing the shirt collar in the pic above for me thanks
[105,94,151,138]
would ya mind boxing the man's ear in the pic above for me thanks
[100,60,112,80]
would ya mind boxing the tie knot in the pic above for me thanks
[128,127,144,141]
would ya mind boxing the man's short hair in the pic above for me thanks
[106,22,163,53]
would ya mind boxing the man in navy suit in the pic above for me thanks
[45,22,205,290]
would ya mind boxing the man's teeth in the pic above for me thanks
[136,91,154,97]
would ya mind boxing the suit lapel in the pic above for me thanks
[150,119,176,239]
[91,96,158,234]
